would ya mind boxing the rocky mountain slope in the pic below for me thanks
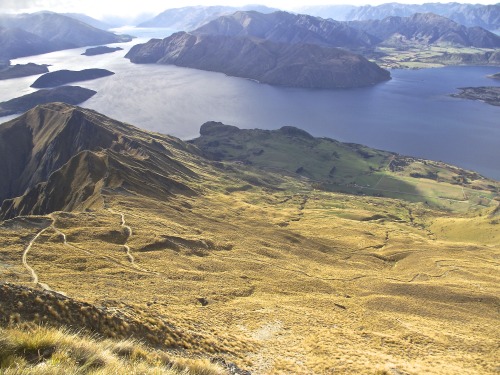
[125,31,390,89]
[0,12,131,59]
[348,12,500,48]
[0,103,198,219]
[193,10,379,49]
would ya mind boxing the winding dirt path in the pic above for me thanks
[22,225,53,291]
[119,213,136,264]
[109,209,158,275]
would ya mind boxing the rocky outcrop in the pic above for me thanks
[31,69,115,88]
[125,32,390,89]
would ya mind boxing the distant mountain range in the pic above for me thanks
[125,8,500,88]
[61,13,116,30]
[296,2,500,31]
[137,5,278,30]
[348,12,500,48]
[0,12,131,60]
[193,10,499,49]
[194,11,379,49]
[128,10,391,89]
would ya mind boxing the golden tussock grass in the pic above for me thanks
[0,180,498,374]
[0,324,225,374]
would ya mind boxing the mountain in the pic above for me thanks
[0,12,131,59]
[297,3,500,31]
[348,13,500,48]
[194,10,379,49]
[0,103,198,219]
[0,86,96,117]
[0,26,59,60]
[137,5,278,30]
[0,104,498,374]
[125,31,390,89]
[31,69,115,88]
[62,12,116,30]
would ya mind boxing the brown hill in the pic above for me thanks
[0,103,199,219]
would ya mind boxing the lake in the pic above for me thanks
[1,31,499,179]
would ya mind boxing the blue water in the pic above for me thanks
[1,35,499,179]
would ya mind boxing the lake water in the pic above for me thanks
[1,30,499,179]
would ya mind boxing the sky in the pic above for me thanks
[1,0,499,20]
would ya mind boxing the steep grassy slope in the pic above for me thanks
[0,105,498,374]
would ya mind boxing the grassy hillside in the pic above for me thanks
[191,122,498,212]
[0,106,498,374]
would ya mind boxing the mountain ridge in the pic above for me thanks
[0,103,199,219]
[193,10,380,49]
[297,3,500,31]
[348,12,500,48]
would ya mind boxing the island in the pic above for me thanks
[30,68,114,88]
[0,86,96,116]
[0,62,49,80]
[488,73,500,79]
[450,86,500,106]
[82,46,123,56]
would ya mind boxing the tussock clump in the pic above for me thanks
[0,325,227,374]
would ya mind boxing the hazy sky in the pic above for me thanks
[1,0,498,20]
